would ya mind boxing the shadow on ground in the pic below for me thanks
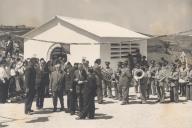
[25,116,49,123]
[94,113,113,120]
[102,100,117,105]
[0,116,20,127]
[0,122,8,127]
[33,108,53,114]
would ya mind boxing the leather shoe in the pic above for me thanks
[29,110,34,112]
[60,108,65,111]
[88,117,94,119]
[70,112,75,115]
[120,102,127,105]
[75,117,85,120]
[25,111,32,115]
[53,108,57,112]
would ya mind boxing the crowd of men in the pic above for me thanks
[0,53,100,119]
[1,37,192,120]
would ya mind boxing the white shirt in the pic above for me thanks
[0,66,8,83]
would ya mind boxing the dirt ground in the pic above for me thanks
[0,87,192,128]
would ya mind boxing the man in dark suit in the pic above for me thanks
[49,61,65,112]
[24,58,36,115]
[127,52,134,71]
[68,63,79,115]
[64,62,74,114]
[93,59,103,104]
[35,58,49,109]
[73,63,87,113]
[76,68,97,120]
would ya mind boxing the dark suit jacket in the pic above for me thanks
[73,69,87,82]
[36,63,50,88]
[24,65,36,90]
[49,71,65,92]
[84,74,97,97]
[64,67,74,91]
[73,69,87,94]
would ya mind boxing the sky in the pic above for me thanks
[0,0,192,35]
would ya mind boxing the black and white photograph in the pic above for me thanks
[0,0,192,128]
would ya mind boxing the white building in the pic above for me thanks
[24,16,148,68]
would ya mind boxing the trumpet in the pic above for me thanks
[133,68,145,81]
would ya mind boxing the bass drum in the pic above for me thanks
[101,69,112,82]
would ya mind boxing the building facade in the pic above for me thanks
[24,16,148,68]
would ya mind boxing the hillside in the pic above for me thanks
[147,35,192,63]
[0,25,33,56]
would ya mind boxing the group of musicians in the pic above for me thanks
[104,56,192,105]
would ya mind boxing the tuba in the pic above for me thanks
[133,68,145,81]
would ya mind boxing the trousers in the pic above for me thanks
[36,86,45,108]
[157,82,165,102]
[103,80,112,97]
[122,86,129,103]
[52,90,64,108]
[170,85,179,102]
[25,89,36,113]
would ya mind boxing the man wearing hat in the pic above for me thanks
[141,56,148,67]
[119,61,132,105]
[168,64,179,103]
[132,63,140,94]
[103,61,113,98]
[112,62,122,100]
[179,62,188,97]
[127,52,134,71]
[156,62,167,103]
[148,60,157,96]
[116,61,123,100]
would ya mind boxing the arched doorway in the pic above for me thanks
[51,47,67,62]
[47,43,70,63]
